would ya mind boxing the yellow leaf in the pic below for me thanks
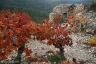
[81,18,86,24]
[89,37,96,45]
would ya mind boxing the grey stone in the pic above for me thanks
[49,4,96,35]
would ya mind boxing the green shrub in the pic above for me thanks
[48,54,66,64]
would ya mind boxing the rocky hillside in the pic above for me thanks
[23,4,96,64]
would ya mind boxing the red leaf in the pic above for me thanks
[15,28,22,34]
[28,57,33,62]
[9,30,13,37]
[24,48,32,56]
[47,40,53,45]
[0,21,3,26]
[5,51,10,56]
[42,59,48,62]
[62,31,69,37]
[26,52,30,56]
[1,56,7,60]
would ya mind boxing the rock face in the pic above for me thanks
[49,4,85,22]
[53,4,73,14]
[64,33,94,63]
[49,4,96,35]
[83,11,96,35]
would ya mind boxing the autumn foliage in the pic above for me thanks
[0,9,73,63]
[0,9,33,60]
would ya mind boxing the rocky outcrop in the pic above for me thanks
[49,4,85,21]
[49,4,96,35]
[83,11,96,35]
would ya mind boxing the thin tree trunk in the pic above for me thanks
[59,46,65,60]
[58,42,66,60]
[14,46,25,64]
